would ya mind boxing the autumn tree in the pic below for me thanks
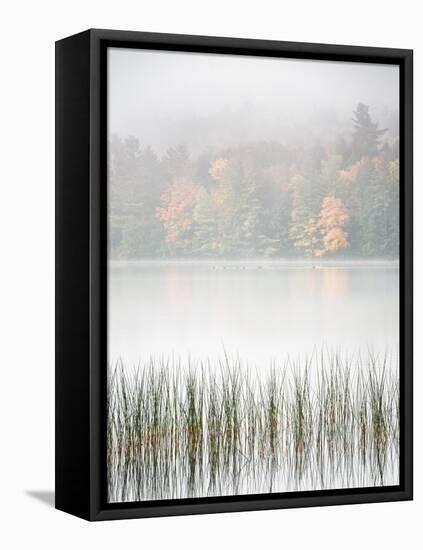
[291,196,350,257]
[208,158,228,181]
[317,196,350,256]
[156,177,197,255]
[108,105,399,261]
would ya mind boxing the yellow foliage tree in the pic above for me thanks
[317,196,350,256]
[294,196,350,258]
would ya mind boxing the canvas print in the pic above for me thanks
[107,48,399,503]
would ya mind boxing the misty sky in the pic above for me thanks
[108,47,399,154]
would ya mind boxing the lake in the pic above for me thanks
[108,260,399,369]
[107,260,399,501]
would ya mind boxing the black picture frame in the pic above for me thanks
[55,28,413,521]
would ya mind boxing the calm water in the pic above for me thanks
[108,260,399,368]
[107,260,399,502]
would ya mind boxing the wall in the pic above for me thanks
[0,1,420,547]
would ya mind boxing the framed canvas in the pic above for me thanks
[55,29,413,521]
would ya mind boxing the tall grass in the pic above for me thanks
[107,351,399,503]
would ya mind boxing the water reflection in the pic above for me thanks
[108,261,399,367]
[107,354,399,503]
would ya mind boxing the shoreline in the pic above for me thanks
[109,258,399,269]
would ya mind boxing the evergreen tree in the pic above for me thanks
[192,188,218,256]
[351,103,387,161]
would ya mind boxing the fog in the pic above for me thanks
[107,47,400,501]
[108,47,399,153]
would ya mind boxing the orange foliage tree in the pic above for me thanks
[156,177,197,253]
[208,158,228,181]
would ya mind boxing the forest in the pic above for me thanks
[108,104,399,260]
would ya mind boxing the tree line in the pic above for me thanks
[109,104,399,260]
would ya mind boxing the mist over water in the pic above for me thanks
[108,261,399,368]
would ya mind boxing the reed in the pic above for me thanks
[107,351,399,503]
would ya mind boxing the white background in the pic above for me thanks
[0,1,420,548]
